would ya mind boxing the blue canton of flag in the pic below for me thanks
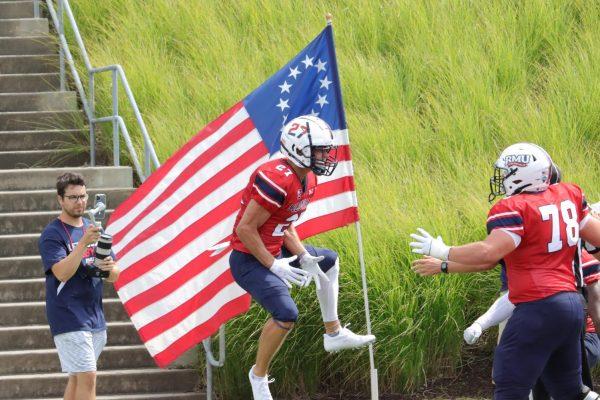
[244,25,347,154]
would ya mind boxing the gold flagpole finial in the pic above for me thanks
[326,13,333,26]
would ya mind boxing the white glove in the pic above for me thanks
[298,252,329,290]
[409,228,450,261]
[270,256,309,288]
[463,322,483,345]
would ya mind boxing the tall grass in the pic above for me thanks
[68,0,600,397]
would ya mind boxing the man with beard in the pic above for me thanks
[38,172,120,400]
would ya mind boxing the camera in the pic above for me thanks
[85,233,112,279]
[84,194,112,279]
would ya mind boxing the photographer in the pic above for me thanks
[38,172,120,400]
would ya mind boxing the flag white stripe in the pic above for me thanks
[112,130,263,254]
[117,213,238,302]
[109,108,250,233]
[130,253,232,327]
[115,155,267,267]
[296,191,357,225]
[145,282,247,356]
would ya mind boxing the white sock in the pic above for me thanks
[317,258,339,323]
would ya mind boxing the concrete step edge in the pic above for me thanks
[0,277,44,284]
[0,367,197,380]
[0,233,39,239]
[0,321,133,332]
[25,394,204,400]
[0,110,80,115]
[0,344,147,357]
[0,149,73,155]
[0,298,121,308]
[0,54,55,58]
[0,186,131,195]
[0,18,46,22]
[0,72,58,77]
[0,91,76,96]
[0,209,113,217]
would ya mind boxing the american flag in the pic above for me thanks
[107,25,359,367]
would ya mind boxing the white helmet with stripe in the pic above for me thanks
[280,115,338,176]
[489,143,553,202]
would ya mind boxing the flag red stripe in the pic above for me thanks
[138,269,236,341]
[109,102,244,223]
[313,176,355,201]
[152,294,251,368]
[115,193,242,289]
[115,141,267,257]
[336,144,352,162]
[113,117,256,244]
[123,245,231,316]
[296,207,359,240]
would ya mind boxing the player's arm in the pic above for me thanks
[283,224,305,256]
[447,230,517,265]
[235,199,276,267]
[581,216,600,249]
[412,256,496,276]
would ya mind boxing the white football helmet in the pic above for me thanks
[280,115,338,176]
[489,143,553,202]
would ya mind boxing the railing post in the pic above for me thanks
[89,72,95,166]
[58,0,66,91]
[112,69,120,167]
[33,0,40,18]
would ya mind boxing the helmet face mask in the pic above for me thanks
[280,115,338,176]
[488,143,552,202]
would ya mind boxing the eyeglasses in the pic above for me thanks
[64,194,88,202]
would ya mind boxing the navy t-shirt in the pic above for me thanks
[38,218,108,336]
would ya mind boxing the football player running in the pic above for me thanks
[409,143,600,399]
[229,115,375,400]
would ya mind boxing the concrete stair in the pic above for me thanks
[0,9,202,399]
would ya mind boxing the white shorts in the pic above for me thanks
[53,330,107,374]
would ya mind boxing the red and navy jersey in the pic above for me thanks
[487,182,590,304]
[230,158,317,256]
[582,247,600,333]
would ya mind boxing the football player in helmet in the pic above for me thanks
[409,143,600,399]
[229,115,375,400]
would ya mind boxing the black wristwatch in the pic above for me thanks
[441,261,449,274]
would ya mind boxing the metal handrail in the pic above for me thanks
[44,0,160,181]
[39,2,227,396]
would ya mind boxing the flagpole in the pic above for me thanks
[326,13,379,400]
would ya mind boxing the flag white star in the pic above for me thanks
[288,66,301,79]
[315,59,327,72]
[319,76,332,90]
[278,81,292,94]
[276,98,290,111]
[282,114,289,125]
[316,94,328,108]
[309,109,319,117]
[301,55,314,69]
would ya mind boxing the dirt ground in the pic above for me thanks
[313,347,495,400]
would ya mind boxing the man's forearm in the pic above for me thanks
[449,242,501,266]
[51,243,87,282]
[587,282,600,334]
[283,225,305,256]
[236,226,275,267]
[447,261,496,273]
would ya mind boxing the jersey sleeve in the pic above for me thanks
[487,200,525,239]
[38,228,67,275]
[249,169,288,214]
[582,249,600,286]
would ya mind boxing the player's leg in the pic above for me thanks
[493,300,555,400]
[537,292,585,399]
[230,250,298,400]
[288,245,375,352]
[584,332,600,370]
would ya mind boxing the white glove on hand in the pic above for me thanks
[270,256,309,288]
[463,322,483,345]
[298,252,329,290]
[409,228,450,261]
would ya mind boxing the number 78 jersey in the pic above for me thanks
[487,182,591,304]
[230,158,317,256]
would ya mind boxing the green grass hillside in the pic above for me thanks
[69,0,600,397]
